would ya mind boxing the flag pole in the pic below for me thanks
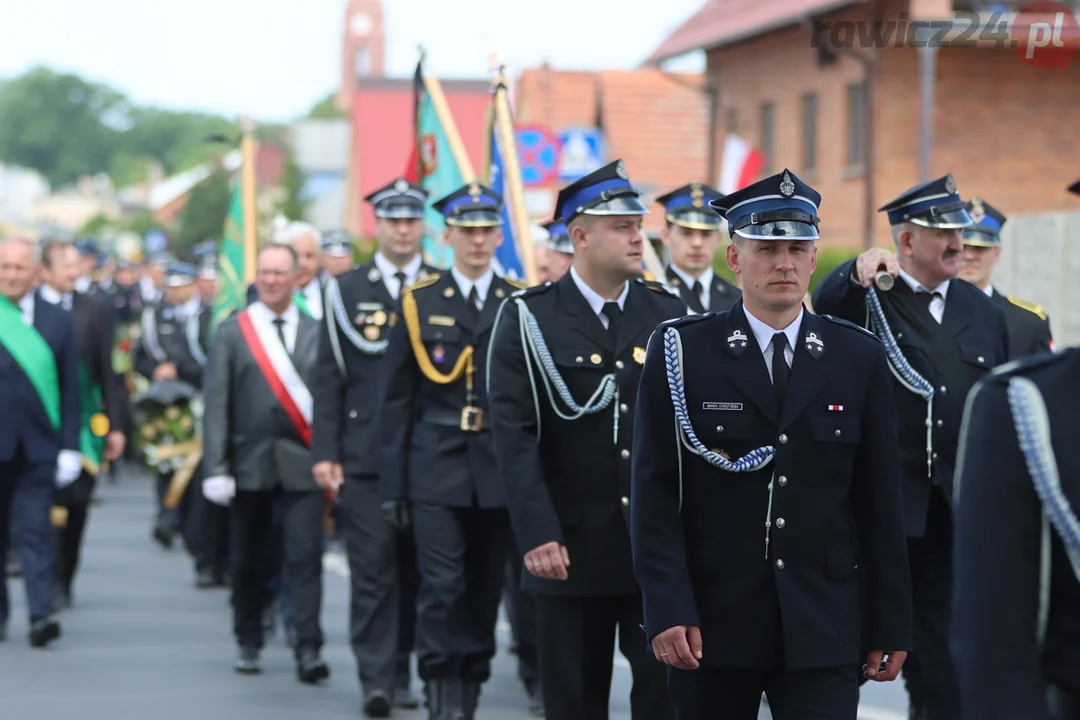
[421,73,476,183]
[239,117,259,284]
[492,73,539,286]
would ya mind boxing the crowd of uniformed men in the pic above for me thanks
[0,157,1077,720]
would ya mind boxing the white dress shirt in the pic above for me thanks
[898,269,949,324]
[569,266,629,330]
[982,284,995,298]
[75,275,92,294]
[451,266,495,310]
[375,252,423,300]
[39,284,73,311]
[670,265,714,311]
[140,276,161,304]
[248,301,300,354]
[18,292,34,326]
[744,305,802,383]
[299,278,324,320]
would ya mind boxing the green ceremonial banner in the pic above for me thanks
[214,180,246,326]
[417,88,465,270]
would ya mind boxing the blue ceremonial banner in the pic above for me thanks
[488,113,525,281]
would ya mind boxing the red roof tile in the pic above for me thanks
[645,0,863,64]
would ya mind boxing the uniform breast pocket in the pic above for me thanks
[959,344,992,371]
[420,324,463,367]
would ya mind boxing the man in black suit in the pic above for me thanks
[656,182,740,314]
[488,159,686,720]
[378,182,526,720]
[202,242,330,682]
[633,170,912,718]
[952,346,1080,719]
[37,240,126,609]
[813,174,1009,720]
[0,237,81,646]
[957,197,1054,359]
[312,178,432,717]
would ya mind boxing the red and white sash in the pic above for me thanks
[236,309,313,446]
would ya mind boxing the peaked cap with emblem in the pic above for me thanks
[710,169,821,240]
[190,240,219,279]
[164,261,198,288]
[431,182,504,227]
[542,218,573,254]
[961,197,1006,248]
[553,159,649,225]
[655,182,725,231]
[320,229,354,257]
[879,173,973,229]
[363,177,428,220]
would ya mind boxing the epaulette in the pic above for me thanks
[511,280,553,299]
[1006,295,1048,321]
[404,273,440,294]
[819,314,881,342]
[658,312,714,330]
[987,347,1069,380]
[636,276,682,299]
[503,276,529,291]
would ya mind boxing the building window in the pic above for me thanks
[802,93,818,173]
[847,82,865,167]
[354,48,371,77]
[760,102,774,175]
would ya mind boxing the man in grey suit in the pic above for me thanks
[201,243,332,682]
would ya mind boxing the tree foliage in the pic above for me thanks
[175,168,231,258]
[307,92,347,120]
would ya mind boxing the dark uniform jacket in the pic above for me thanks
[631,302,912,670]
[378,270,525,509]
[202,307,321,493]
[812,260,1009,537]
[953,348,1080,719]
[990,288,1053,360]
[665,266,740,314]
[487,273,687,597]
[312,259,436,478]
[71,291,125,439]
[133,303,211,391]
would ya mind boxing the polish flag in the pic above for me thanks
[718,134,766,195]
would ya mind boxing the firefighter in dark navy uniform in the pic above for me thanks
[957,197,1054,359]
[377,181,526,720]
[312,178,433,717]
[656,182,740,314]
[488,159,685,720]
[634,169,912,719]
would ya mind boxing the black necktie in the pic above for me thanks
[603,301,621,344]
[467,286,481,322]
[691,280,704,304]
[272,317,288,353]
[915,290,938,307]
[772,333,790,406]
[393,271,407,300]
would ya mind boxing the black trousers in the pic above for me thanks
[0,452,56,623]
[536,593,672,720]
[902,490,961,720]
[504,552,540,693]
[668,664,858,719]
[340,476,419,694]
[54,469,97,592]
[230,488,324,652]
[410,502,508,683]
[184,463,229,578]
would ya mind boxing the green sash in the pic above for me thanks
[78,362,107,471]
[292,290,312,317]
[0,295,60,429]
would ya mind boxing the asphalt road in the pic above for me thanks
[0,472,911,719]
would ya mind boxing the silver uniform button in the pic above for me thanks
[936,419,943,428]
[777,475,788,487]
[620,449,630,460]
[940,385,947,393]
[778,434,788,444]
[621,496,629,507]
[977,355,985,363]
[620,403,629,414]
[932,452,939,460]
[776,559,785,569]
[775,518,785,529]
[716,425,724,433]
[349,410,358,419]
[834,429,841,437]
[615,360,625,370]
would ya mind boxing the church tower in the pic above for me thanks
[338,0,386,109]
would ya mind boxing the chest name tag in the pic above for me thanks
[703,402,743,411]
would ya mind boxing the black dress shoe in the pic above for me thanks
[152,524,174,549]
[296,647,330,684]
[362,689,391,718]
[29,617,60,648]
[393,686,421,709]
[235,645,261,674]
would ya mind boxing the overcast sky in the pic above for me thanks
[0,0,706,122]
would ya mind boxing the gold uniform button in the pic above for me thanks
[590,353,602,365]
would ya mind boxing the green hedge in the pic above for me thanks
[713,244,861,296]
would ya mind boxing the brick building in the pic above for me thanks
[647,0,1080,249]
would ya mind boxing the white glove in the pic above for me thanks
[55,450,83,488]
[202,475,236,506]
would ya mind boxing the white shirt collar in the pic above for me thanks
[375,252,423,297]
[451,266,495,303]
[250,299,299,326]
[75,275,92,294]
[982,284,994,298]
[39,284,72,310]
[898,268,950,300]
[569,266,630,318]
[18,292,34,325]
[743,304,804,356]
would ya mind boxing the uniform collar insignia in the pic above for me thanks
[804,330,826,359]
[368,267,381,282]
[727,328,749,354]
